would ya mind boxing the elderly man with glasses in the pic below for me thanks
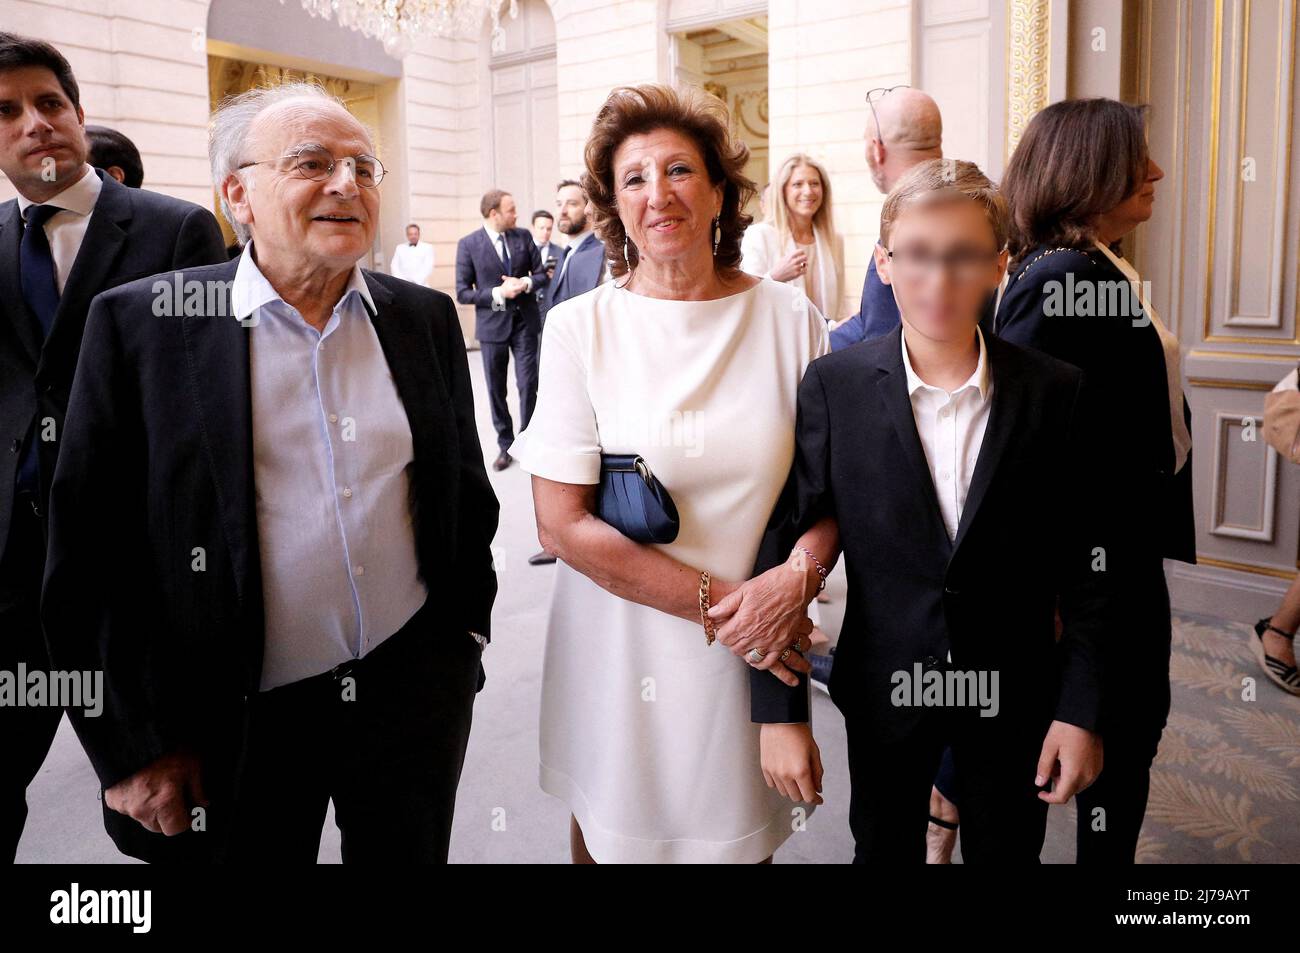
[42,82,500,864]
[829,85,946,352]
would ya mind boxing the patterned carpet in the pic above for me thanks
[1110,612,1300,863]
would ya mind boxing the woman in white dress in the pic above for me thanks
[740,153,846,323]
[510,84,837,863]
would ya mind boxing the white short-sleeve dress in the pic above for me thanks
[510,275,830,863]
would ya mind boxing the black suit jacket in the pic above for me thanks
[548,232,606,312]
[454,226,548,343]
[993,243,1195,566]
[41,259,500,863]
[750,328,1113,744]
[0,170,227,557]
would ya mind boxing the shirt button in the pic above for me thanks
[940,471,951,481]
[342,486,353,499]
[354,565,364,576]
[328,414,339,424]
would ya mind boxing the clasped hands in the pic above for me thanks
[498,275,529,299]
[707,555,824,804]
[707,554,818,687]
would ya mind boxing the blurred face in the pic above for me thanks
[783,164,823,221]
[489,194,517,231]
[531,215,553,244]
[876,198,1007,344]
[223,99,378,270]
[612,127,722,267]
[0,65,87,197]
[405,225,420,244]
[555,184,587,234]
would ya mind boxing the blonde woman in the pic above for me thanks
[741,153,845,322]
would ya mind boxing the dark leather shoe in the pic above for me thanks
[492,451,513,471]
[528,550,556,565]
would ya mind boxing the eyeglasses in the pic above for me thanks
[886,247,1001,284]
[866,85,911,144]
[238,145,387,188]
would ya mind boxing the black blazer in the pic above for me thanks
[454,226,548,343]
[0,170,227,556]
[750,328,1113,743]
[41,259,500,863]
[993,243,1195,566]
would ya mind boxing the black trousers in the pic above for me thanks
[1075,560,1172,864]
[222,601,481,863]
[845,705,1050,864]
[480,312,539,452]
[0,496,63,863]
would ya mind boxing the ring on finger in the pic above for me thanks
[747,648,766,663]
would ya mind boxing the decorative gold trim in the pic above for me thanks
[1186,377,1276,390]
[1197,555,1297,579]
[1202,0,1223,342]
[1005,0,1050,159]
[1189,347,1299,360]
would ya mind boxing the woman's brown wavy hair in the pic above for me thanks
[1001,97,1150,262]
[581,83,756,280]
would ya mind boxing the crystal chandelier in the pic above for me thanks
[285,0,519,57]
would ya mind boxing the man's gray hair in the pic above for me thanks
[209,82,355,246]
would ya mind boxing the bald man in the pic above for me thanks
[830,86,943,351]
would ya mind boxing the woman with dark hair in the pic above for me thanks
[509,84,834,863]
[994,97,1195,864]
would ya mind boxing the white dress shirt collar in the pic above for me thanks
[16,163,100,219]
[231,239,376,323]
[900,323,991,400]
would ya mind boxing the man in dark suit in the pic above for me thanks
[0,32,226,863]
[547,180,606,314]
[829,86,942,352]
[530,208,562,324]
[716,160,1114,863]
[42,83,498,864]
[456,189,548,471]
[526,180,608,569]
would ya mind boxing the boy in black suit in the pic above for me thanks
[711,159,1114,862]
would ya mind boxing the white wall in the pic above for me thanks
[769,0,912,320]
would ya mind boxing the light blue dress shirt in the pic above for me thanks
[234,242,429,691]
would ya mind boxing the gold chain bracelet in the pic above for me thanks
[698,570,716,645]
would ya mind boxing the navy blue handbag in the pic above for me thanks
[597,454,680,544]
